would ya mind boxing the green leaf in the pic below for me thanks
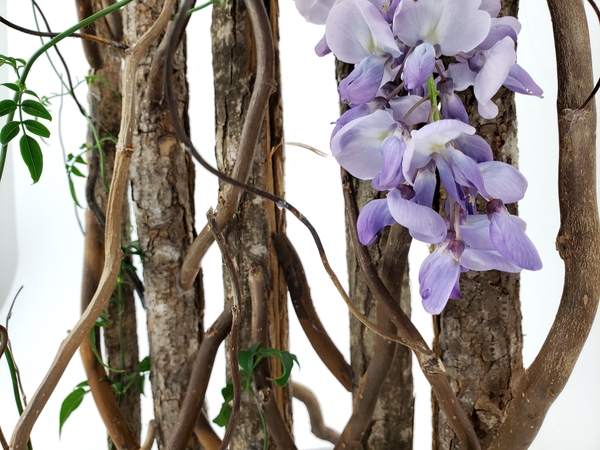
[67,174,82,207]
[0,121,20,145]
[74,155,86,164]
[1,82,21,92]
[238,349,256,377]
[23,89,40,99]
[20,134,43,183]
[23,119,50,138]
[21,99,52,121]
[0,99,17,117]
[59,387,89,437]
[75,380,90,388]
[136,373,146,396]
[138,356,151,372]
[255,348,299,387]
[213,378,234,427]
[70,165,85,177]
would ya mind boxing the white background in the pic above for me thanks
[0,0,599,449]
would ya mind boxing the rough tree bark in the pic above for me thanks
[337,60,415,449]
[211,0,289,448]
[432,1,523,448]
[123,2,201,448]
[78,0,141,442]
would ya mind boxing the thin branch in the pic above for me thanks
[273,233,354,391]
[0,428,7,450]
[0,325,7,363]
[207,210,243,450]
[291,381,340,444]
[0,15,127,49]
[194,411,222,450]
[487,0,600,447]
[342,170,481,450]
[164,0,412,349]
[79,209,139,450]
[140,420,156,450]
[576,0,600,111]
[178,0,276,291]
[249,267,298,450]
[8,0,176,446]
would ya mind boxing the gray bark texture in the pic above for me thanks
[432,1,523,448]
[211,0,289,448]
[337,60,415,450]
[123,2,201,448]
[83,0,141,442]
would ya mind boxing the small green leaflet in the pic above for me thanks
[59,386,90,437]
[19,135,43,183]
[21,99,52,121]
[23,119,50,138]
[0,99,17,117]
[0,121,20,145]
[1,82,21,93]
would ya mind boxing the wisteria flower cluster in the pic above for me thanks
[294,0,543,314]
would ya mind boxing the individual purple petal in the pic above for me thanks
[339,54,386,105]
[331,109,397,179]
[479,161,527,203]
[479,0,501,18]
[419,242,461,314]
[487,200,542,270]
[413,165,436,207]
[387,188,447,243]
[357,199,396,245]
[478,17,521,50]
[474,36,516,119]
[440,89,469,123]
[295,0,336,24]
[435,155,461,202]
[389,95,430,125]
[393,0,491,57]
[372,136,406,190]
[315,34,332,56]
[326,0,401,64]
[403,42,436,90]
[447,147,489,197]
[446,62,477,91]
[455,134,493,163]
[461,248,522,272]
[503,64,544,97]
[460,214,495,250]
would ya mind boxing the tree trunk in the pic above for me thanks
[79,0,142,442]
[432,1,523,448]
[123,2,201,448]
[211,0,289,448]
[337,60,415,450]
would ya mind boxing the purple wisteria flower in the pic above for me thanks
[294,0,543,314]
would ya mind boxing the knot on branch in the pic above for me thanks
[422,354,445,374]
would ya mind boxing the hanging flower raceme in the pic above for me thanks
[294,0,543,314]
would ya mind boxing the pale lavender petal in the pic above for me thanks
[475,36,516,119]
[387,188,447,243]
[389,95,430,125]
[403,42,436,90]
[479,161,527,203]
[419,245,461,314]
[339,54,386,105]
[393,0,491,56]
[455,134,493,163]
[357,199,396,245]
[479,0,501,17]
[331,109,397,179]
[488,203,542,270]
[295,0,336,24]
[460,214,495,250]
[372,136,405,190]
[503,64,544,97]
[326,0,400,64]
[446,62,477,91]
[461,248,522,272]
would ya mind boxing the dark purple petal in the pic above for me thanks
[413,165,436,207]
[387,188,447,243]
[441,90,469,123]
[436,155,461,202]
[503,64,544,97]
[357,199,396,245]
[419,244,461,314]
[489,204,542,270]
[403,42,436,90]
[479,161,527,203]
